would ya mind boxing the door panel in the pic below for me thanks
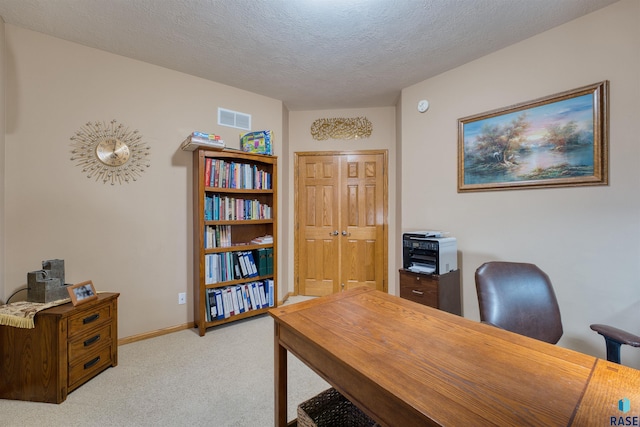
[296,151,387,296]
[298,155,340,296]
[341,154,385,291]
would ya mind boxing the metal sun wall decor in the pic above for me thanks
[310,116,372,140]
[70,120,151,185]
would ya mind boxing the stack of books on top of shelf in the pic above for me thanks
[180,131,225,151]
[251,235,273,244]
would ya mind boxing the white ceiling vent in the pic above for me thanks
[218,108,251,131]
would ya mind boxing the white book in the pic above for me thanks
[222,289,231,318]
[240,285,250,312]
[267,279,275,307]
[228,288,238,315]
[258,282,267,306]
[214,289,224,320]
[247,283,258,310]
[251,283,262,309]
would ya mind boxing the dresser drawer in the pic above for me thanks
[399,270,461,315]
[399,270,439,307]
[68,322,113,363]
[68,302,113,338]
[68,344,114,390]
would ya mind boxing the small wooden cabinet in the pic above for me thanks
[0,292,119,403]
[399,269,461,315]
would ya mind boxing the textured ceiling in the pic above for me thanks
[0,0,619,111]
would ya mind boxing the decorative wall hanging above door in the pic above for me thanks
[310,117,372,140]
[70,120,151,185]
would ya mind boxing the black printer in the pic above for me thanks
[402,232,457,275]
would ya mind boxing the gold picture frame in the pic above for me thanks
[458,81,609,192]
[67,280,98,306]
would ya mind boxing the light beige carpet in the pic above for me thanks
[0,297,328,426]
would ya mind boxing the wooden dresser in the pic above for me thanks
[399,269,461,315]
[0,292,119,403]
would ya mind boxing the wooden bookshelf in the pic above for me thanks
[192,149,277,336]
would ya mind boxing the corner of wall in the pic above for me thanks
[0,17,6,302]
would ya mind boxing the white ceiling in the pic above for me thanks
[0,0,619,111]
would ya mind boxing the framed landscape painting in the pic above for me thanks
[458,81,609,192]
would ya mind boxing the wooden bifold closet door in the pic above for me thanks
[295,151,387,296]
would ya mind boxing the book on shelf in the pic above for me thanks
[245,251,258,276]
[205,194,271,221]
[267,279,275,307]
[205,158,272,189]
[207,289,217,321]
[204,225,232,249]
[256,248,268,276]
[258,282,267,307]
[251,235,273,245]
[214,289,224,320]
[205,250,261,283]
[181,132,225,152]
[205,281,275,323]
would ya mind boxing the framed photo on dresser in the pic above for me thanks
[68,280,98,306]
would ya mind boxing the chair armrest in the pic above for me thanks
[590,324,640,347]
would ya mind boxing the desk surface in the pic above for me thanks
[270,287,640,426]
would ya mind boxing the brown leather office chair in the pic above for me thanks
[590,324,640,364]
[475,261,563,344]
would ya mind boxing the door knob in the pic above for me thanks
[329,230,339,236]
[341,230,350,236]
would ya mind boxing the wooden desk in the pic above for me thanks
[270,288,640,426]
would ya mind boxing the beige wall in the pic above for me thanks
[3,25,284,338]
[0,17,5,303]
[287,107,398,295]
[401,0,640,368]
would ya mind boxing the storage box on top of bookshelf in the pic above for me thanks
[192,148,277,336]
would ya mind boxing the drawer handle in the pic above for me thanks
[84,334,101,347]
[84,356,101,370]
[83,313,100,324]
[412,290,424,295]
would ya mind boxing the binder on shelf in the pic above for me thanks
[266,248,274,275]
[256,248,268,276]
[208,289,217,321]
[258,282,267,307]
[247,283,258,309]
[213,289,224,320]
[246,251,258,277]
[251,282,262,309]
[228,287,241,314]
[267,279,275,307]
[224,288,235,317]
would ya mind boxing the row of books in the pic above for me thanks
[204,194,272,221]
[205,280,275,322]
[205,158,272,190]
[204,225,232,249]
[204,226,273,249]
[205,248,273,284]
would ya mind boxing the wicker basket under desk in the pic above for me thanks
[297,388,379,427]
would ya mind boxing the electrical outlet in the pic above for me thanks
[178,292,186,305]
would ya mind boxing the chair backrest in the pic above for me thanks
[475,261,563,344]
